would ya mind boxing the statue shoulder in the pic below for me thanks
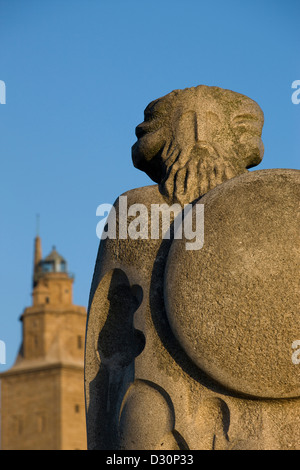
[115,184,164,207]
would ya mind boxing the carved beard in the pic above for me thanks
[158,140,247,206]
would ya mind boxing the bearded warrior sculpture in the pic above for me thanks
[85,85,300,450]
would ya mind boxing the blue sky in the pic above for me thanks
[0,0,299,369]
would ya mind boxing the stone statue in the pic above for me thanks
[85,85,300,450]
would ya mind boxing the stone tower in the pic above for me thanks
[0,237,87,450]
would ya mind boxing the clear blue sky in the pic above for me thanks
[0,0,299,370]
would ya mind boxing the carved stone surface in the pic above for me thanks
[132,85,264,205]
[165,169,300,399]
[85,85,300,450]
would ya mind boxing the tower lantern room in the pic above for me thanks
[32,238,74,307]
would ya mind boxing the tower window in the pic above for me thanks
[36,413,46,433]
[60,261,66,272]
[13,416,23,436]
[77,335,83,349]
[42,261,54,273]
[75,404,80,413]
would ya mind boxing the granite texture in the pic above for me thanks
[85,85,300,450]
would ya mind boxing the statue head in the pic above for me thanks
[132,85,264,205]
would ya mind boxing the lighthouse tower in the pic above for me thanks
[0,237,87,450]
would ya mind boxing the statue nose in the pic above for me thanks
[194,113,208,142]
[175,111,216,147]
[135,123,147,139]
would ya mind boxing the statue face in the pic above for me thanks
[132,86,264,204]
[132,97,172,183]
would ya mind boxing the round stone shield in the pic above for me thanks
[164,169,300,398]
